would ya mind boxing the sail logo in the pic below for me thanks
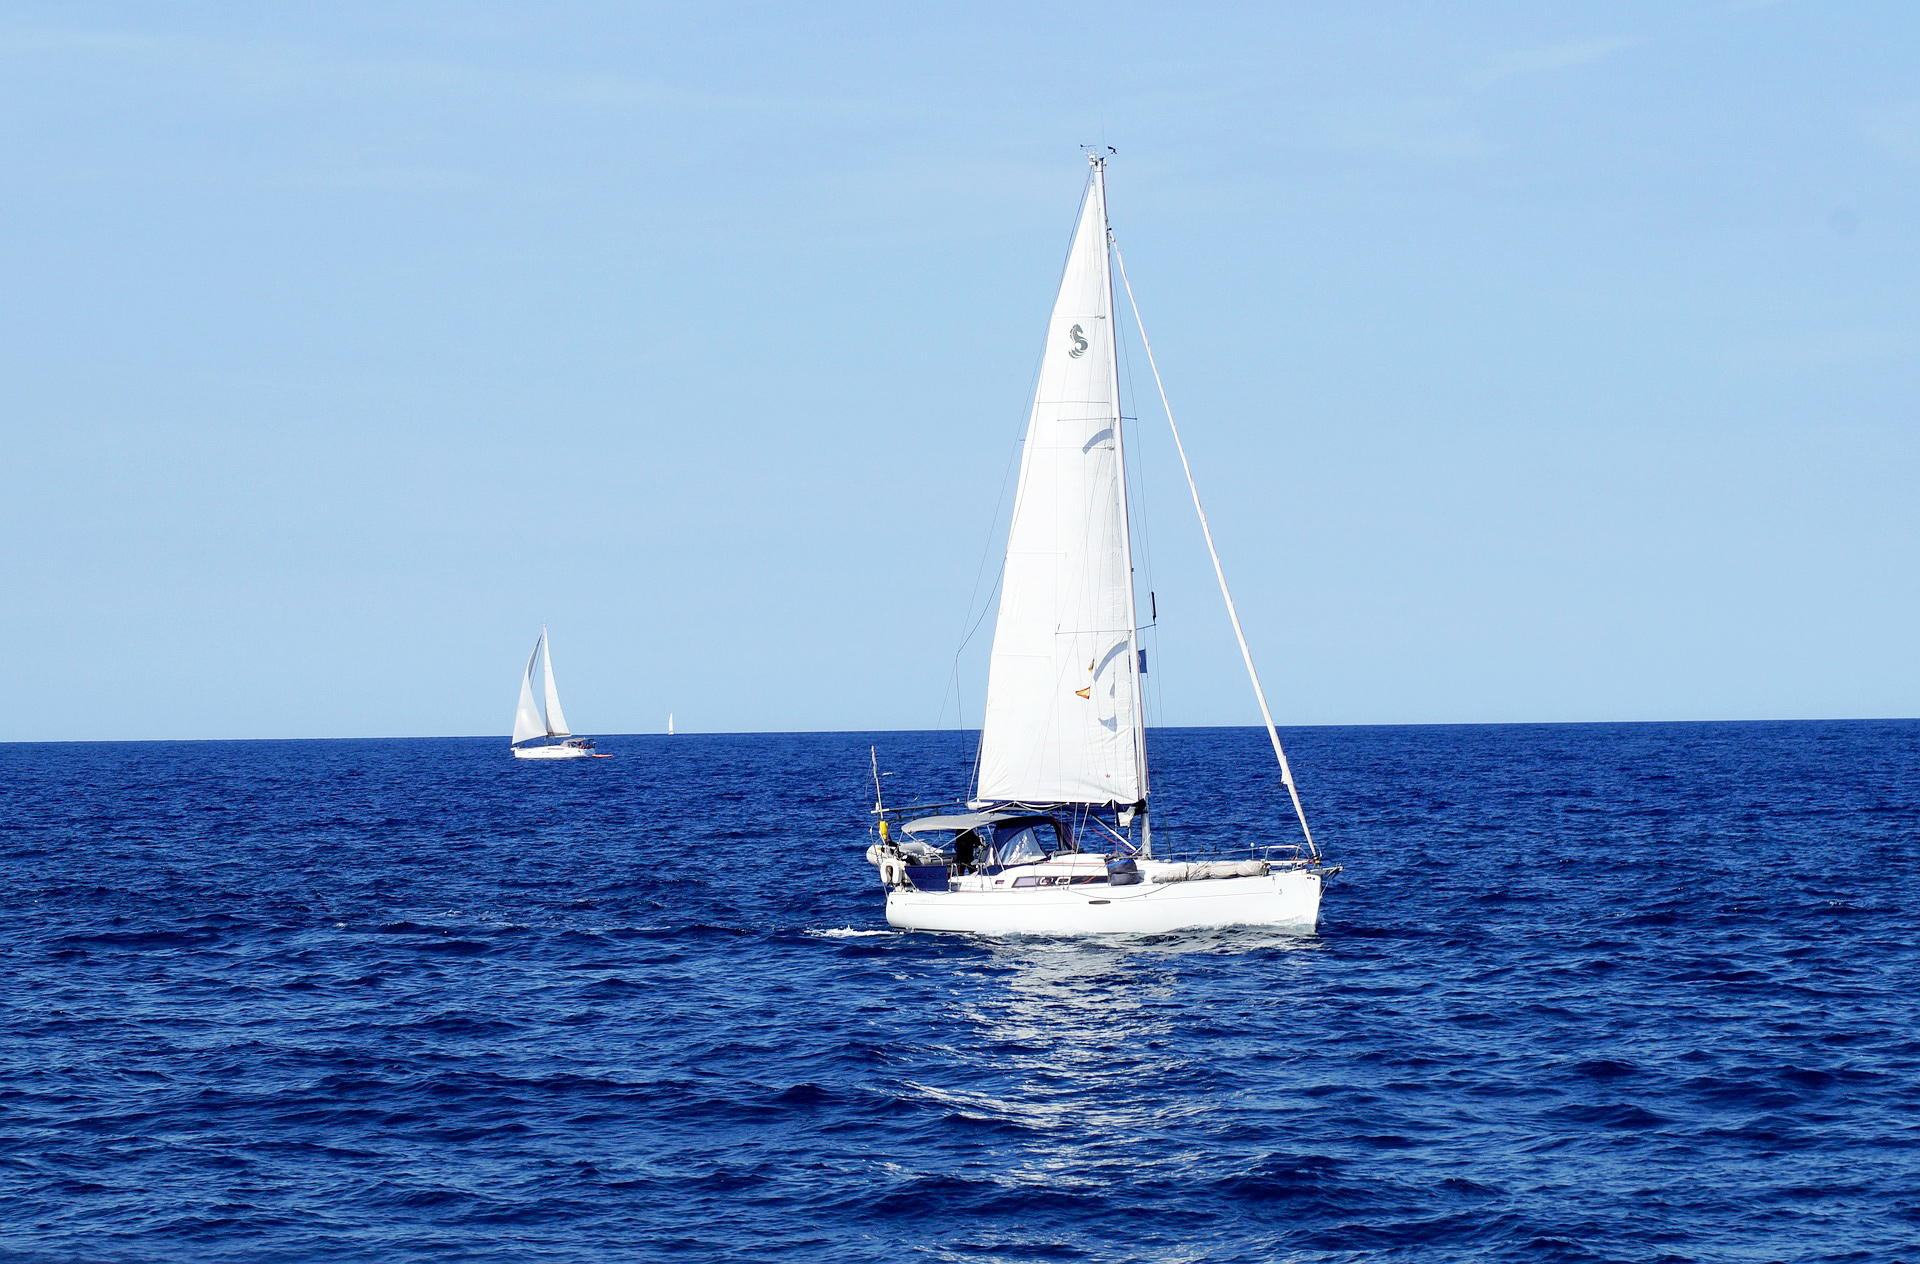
[1067,324,1088,358]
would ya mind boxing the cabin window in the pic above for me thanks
[996,827,1048,866]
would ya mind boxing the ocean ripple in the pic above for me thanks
[1,721,1916,1262]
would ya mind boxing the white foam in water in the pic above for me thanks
[808,927,899,938]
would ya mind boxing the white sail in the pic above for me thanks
[976,159,1146,807]
[538,627,571,738]
[511,644,546,746]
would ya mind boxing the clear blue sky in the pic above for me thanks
[3,1,1915,741]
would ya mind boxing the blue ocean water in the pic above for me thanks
[1,721,1916,1263]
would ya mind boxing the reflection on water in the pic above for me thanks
[922,934,1324,1196]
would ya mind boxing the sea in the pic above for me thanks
[1,721,1915,1263]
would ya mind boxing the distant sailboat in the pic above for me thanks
[510,627,608,760]
[667,713,675,736]
[864,152,1334,934]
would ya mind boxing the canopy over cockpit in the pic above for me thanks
[898,812,1074,870]
[901,811,1025,836]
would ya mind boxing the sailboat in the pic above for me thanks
[865,152,1334,934]
[510,627,608,760]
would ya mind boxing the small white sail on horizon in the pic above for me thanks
[510,627,605,760]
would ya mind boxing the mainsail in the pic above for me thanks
[975,157,1146,807]
[512,643,547,746]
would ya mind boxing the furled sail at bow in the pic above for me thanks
[975,160,1146,807]
[539,628,571,738]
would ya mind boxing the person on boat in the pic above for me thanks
[953,829,979,872]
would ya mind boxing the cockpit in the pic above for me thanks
[901,812,1074,875]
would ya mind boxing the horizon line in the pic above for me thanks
[4,715,1915,746]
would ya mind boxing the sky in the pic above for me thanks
[2,1,1916,741]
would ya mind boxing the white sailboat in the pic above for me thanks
[865,152,1334,935]
[667,713,675,736]
[510,627,607,760]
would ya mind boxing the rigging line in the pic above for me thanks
[951,429,1025,671]
[1092,160,1150,803]
[948,567,1004,715]
[1110,238,1318,857]
[940,338,1039,736]
[1111,247,1168,741]
[942,452,1016,736]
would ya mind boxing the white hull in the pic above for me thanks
[511,743,601,760]
[885,868,1321,936]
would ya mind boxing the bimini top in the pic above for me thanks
[902,811,1028,836]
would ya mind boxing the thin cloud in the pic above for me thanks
[0,20,760,115]
[1721,326,1920,373]
[1292,37,1636,162]
[1289,95,1496,162]
[1862,101,1920,163]
[1470,37,1637,91]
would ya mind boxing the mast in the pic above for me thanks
[1094,153,1150,810]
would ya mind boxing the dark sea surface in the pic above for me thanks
[1,721,1916,1263]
